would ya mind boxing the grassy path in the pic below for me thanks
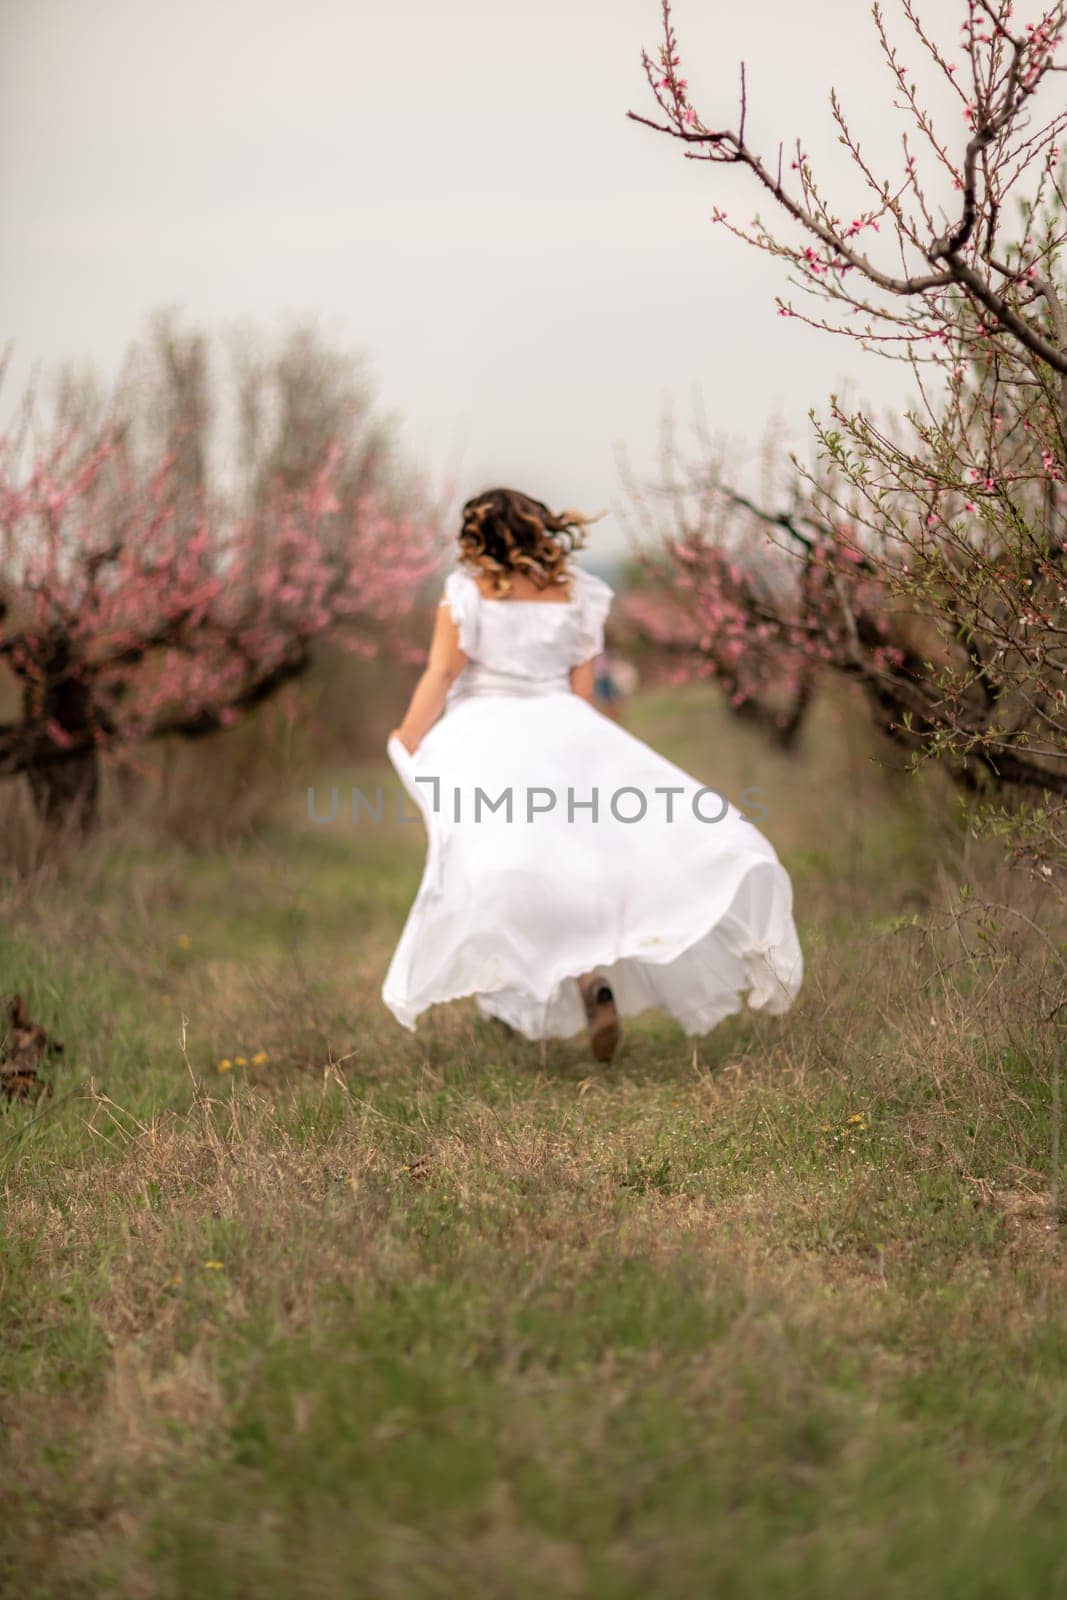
[1,690,1064,1598]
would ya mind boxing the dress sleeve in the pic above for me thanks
[440,569,479,656]
[571,566,614,664]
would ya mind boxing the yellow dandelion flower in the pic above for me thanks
[204,1260,224,1270]
[217,1059,233,1073]
[847,1113,867,1125]
[177,934,191,949]
[251,1051,268,1066]
[234,1056,248,1067]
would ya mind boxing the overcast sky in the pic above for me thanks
[2,0,946,556]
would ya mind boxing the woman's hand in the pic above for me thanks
[389,727,419,755]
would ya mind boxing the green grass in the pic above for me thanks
[1,686,1064,1599]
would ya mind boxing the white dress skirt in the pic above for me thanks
[382,565,803,1040]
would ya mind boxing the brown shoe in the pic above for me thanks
[578,971,620,1063]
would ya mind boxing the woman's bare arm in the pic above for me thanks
[390,604,468,753]
[570,659,596,703]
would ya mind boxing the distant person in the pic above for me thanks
[593,651,638,722]
[383,488,802,1062]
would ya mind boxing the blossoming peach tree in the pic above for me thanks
[0,423,438,833]
[618,439,819,749]
[630,0,1067,870]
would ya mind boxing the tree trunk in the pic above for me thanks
[26,749,99,834]
[22,632,100,835]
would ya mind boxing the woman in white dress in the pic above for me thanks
[383,488,802,1061]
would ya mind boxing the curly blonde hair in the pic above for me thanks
[457,487,592,596]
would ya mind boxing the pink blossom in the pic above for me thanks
[0,424,440,764]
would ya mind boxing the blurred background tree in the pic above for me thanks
[0,316,442,844]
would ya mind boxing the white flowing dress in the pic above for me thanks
[382,565,803,1040]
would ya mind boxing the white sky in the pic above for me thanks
[2,0,954,556]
